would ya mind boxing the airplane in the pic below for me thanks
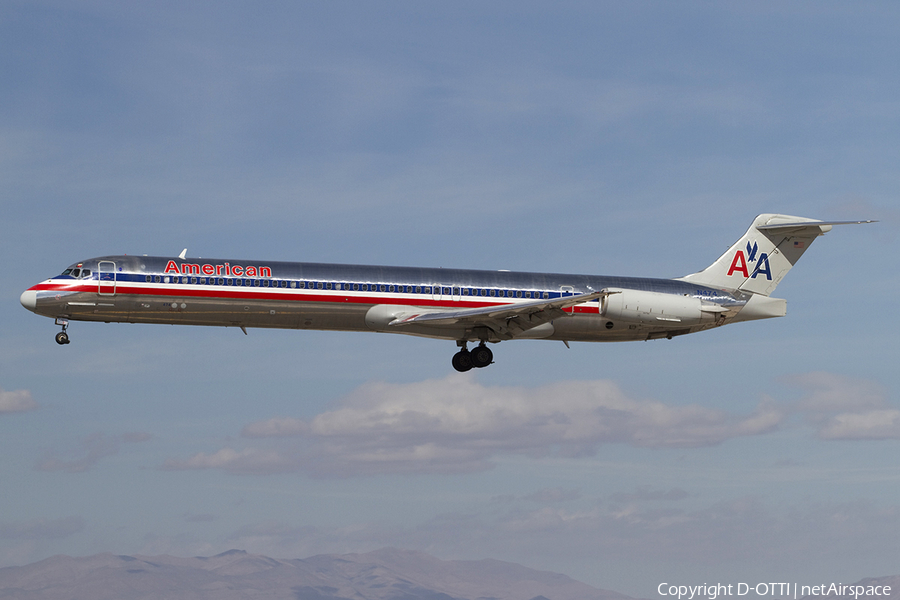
[20,214,873,372]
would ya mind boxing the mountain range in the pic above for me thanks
[0,547,637,600]
[2,548,897,600]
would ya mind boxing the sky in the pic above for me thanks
[1,1,899,597]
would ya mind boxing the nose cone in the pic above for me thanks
[20,289,37,312]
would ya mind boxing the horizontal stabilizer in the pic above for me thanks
[756,219,876,233]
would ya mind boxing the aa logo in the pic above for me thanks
[727,241,772,280]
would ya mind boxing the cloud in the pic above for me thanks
[609,486,690,504]
[787,372,886,414]
[817,409,900,440]
[523,488,582,504]
[0,516,84,541]
[36,432,153,473]
[0,388,37,413]
[784,372,900,440]
[435,497,900,569]
[144,494,900,581]
[242,417,307,437]
[162,448,297,474]
[166,374,783,477]
[184,513,219,523]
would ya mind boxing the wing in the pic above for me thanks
[388,290,612,339]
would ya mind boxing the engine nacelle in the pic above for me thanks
[600,288,713,327]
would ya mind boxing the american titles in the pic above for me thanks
[164,260,272,278]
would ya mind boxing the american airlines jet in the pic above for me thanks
[20,214,872,371]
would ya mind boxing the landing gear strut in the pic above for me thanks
[55,319,70,345]
[451,342,493,372]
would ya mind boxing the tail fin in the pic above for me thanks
[678,214,870,296]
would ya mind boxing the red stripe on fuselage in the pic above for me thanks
[30,280,600,313]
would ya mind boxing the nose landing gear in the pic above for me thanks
[54,319,70,345]
[451,342,493,372]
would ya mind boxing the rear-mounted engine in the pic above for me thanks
[600,288,718,326]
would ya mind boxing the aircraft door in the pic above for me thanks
[98,261,116,296]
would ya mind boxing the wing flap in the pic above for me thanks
[389,290,611,329]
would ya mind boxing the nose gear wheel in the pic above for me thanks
[54,319,70,345]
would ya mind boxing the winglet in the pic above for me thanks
[178,249,187,260]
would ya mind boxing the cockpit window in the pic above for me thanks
[60,267,92,279]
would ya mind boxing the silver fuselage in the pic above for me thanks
[20,255,769,344]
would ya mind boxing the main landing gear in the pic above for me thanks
[54,319,70,345]
[451,342,493,372]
